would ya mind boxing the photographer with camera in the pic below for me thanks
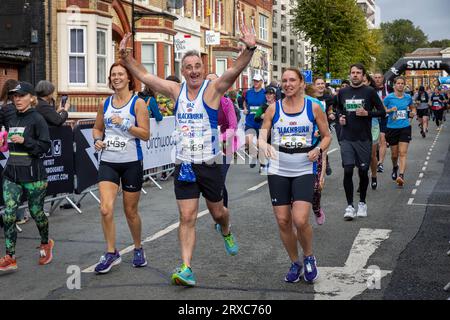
[35,80,70,127]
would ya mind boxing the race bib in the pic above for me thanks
[396,110,407,120]
[181,136,204,155]
[249,105,260,113]
[7,127,25,142]
[104,135,128,152]
[281,135,307,149]
[345,99,364,112]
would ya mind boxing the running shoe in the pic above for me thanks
[315,209,325,225]
[39,239,54,265]
[171,263,196,286]
[0,255,17,272]
[284,261,303,283]
[344,205,356,221]
[391,166,399,180]
[377,163,384,173]
[421,130,426,138]
[215,224,239,256]
[94,250,121,274]
[396,174,404,187]
[303,255,319,283]
[371,177,377,190]
[132,247,148,268]
[356,202,368,217]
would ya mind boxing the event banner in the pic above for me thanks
[73,122,99,194]
[0,125,75,205]
[142,116,176,170]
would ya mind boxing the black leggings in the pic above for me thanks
[434,109,444,127]
[344,165,369,206]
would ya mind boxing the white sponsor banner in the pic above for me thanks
[142,116,176,170]
[205,31,220,45]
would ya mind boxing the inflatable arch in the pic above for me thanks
[384,57,450,87]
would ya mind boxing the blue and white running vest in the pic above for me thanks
[174,80,218,163]
[101,94,143,163]
[269,99,316,177]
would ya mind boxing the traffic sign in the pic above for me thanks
[303,70,313,84]
[331,79,342,86]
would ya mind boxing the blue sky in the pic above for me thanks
[377,0,450,41]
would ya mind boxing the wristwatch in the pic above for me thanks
[315,146,323,154]
[246,45,257,51]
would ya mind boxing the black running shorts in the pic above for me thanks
[385,126,412,146]
[417,109,430,118]
[379,116,388,133]
[340,140,372,170]
[174,163,224,202]
[98,160,143,192]
[267,174,314,206]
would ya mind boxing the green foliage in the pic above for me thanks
[377,19,428,73]
[428,39,450,48]
[291,0,380,79]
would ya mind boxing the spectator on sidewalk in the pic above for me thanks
[35,80,70,127]
[138,85,163,122]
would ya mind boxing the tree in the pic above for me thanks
[377,19,428,72]
[292,0,380,79]
[428,39,450,48]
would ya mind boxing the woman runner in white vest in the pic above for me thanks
[259,68,331,284]
[92,61,149,274]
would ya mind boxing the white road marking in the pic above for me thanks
[422,167,427,171]
[328,148,338,154]
[412,189,417,195]
[408,198,414,205]
[314,228,392,300]
[428,152,431,155]
[410,203,450,208]
[248,180,268,191]
[426,156,430,160]
[419,173,424,178]
[415,180,421,186]
[424,161,428,166]
[82,209,211,273]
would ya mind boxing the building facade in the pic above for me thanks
[271,0,307,82]
[357,0,380,29]
[0,0,46,89]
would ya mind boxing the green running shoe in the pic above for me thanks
[171,263,196,286]
[215,224,239,256]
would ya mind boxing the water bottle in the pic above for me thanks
[0,126,8,152]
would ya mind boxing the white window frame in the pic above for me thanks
[96,29,107,85]
[259,14,268,42]
[164,44,172,79]
[141,43,156,75]
[68,26,87,85]
[215,58,227,77]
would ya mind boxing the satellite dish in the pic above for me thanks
[167,0,184,9]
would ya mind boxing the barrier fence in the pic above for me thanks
[0,111,249,215]
[0,117,179,214]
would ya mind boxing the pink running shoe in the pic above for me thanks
[315,209,325,225]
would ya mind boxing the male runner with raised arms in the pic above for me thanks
[119,23,256,286]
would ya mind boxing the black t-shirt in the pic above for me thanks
[317,94,334,113]
[336,85,385,141]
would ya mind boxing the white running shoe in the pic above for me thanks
[344,205,356,221]
[357,202,368,217]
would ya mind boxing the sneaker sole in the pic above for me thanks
[344,215,354,221]
[0,265,18,272]
[133,260,148,268]
[284,269,304,283]
[172,275,196,286]
[95,257,122,274]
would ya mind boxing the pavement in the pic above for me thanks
[0,117,449,301]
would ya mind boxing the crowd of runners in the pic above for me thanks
[0,23,448,289]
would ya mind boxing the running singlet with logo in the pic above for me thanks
[101,94,143,163]
[430,93,445,110]
[269,99,316,177]
[384,93,413,129]
[174,80,219,163]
